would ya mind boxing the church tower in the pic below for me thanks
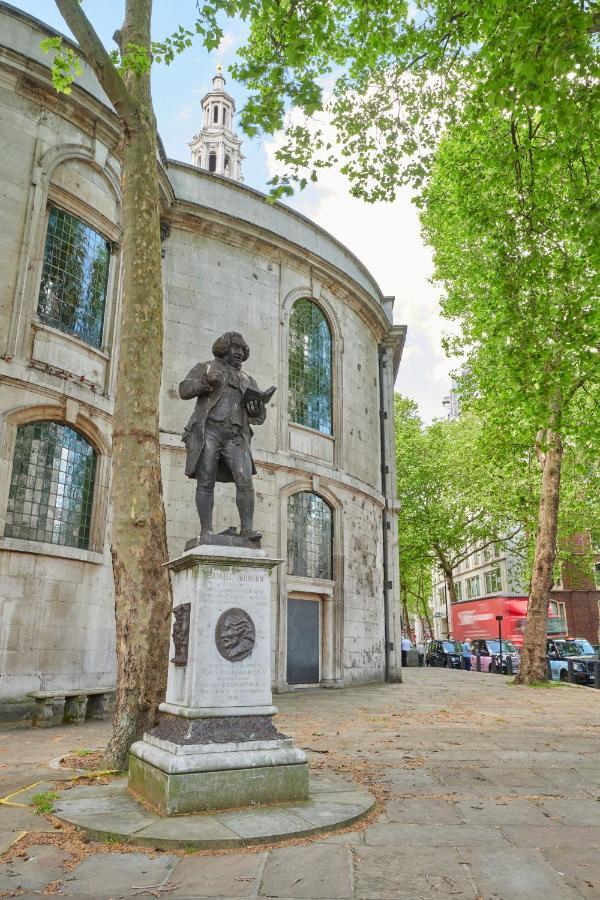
[189,66,244,182]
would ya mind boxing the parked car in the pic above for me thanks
[426,640,464,668]
[548,638,596,684]
[471,638,520,674]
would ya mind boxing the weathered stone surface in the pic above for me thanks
[458,846,581,900]
[0,844,71,892]
[214,808,316,840]
[353,846,474,900]
[0,803,57,834]
[170,852,267,897]
[455,797,551,827]
[129,754,309,815]
[134,815,240,848]
[385,798,464,825]
[364,822,509,847]
[60,852,177,895]
[502,825,600,848]
[540,798,600,826]
[259,844,352,899]
[542,847,600,898]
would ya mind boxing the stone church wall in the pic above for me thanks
[0,3,404,712]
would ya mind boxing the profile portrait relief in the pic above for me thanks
[215,607,256,662]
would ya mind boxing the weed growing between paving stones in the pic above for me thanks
[30,791,60,815]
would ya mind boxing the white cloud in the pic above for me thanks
[176,105,193,122]
[217,33,236,55]
[264,125,453,422]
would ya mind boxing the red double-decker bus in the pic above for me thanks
[450,596,565,647]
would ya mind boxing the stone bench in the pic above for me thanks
[26,689,114,727]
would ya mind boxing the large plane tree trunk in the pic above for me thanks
[515,427,563,684]
[56,0,172,769]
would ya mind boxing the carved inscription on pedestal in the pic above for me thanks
[215,607,256,662]
[171,602,191,666]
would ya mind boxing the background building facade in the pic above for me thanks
[0,5,405,714]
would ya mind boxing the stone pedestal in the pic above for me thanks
[129,545,308,815]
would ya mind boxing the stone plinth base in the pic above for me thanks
[129,733,308,815]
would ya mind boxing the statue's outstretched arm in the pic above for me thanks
[179,363,211,399]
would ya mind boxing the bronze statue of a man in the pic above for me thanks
[179,332,272,541]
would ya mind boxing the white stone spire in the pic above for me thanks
[189,65,244,182]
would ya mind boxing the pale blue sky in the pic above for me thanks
[14,1,453,422]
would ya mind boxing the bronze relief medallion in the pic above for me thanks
[215,607,256,661]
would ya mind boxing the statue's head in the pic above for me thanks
[212,332,249,369]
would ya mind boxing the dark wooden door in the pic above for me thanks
[287,597,320,684]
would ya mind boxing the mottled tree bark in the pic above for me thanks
[55,0,172,768]
[515,427,563,684]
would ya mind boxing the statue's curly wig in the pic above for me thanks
[212,331,250,361]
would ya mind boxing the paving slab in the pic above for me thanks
[0,830,24,854]
[455,797,551,827]
[287,801,368,828]
[385,798,463,825]
[59,851,178,896]
[539,798,600,826]
[0,844,71,892]
[170,851,267,897]
[458,846,580,900]
[502,824,600,848]
[213,808,315,840]
[542,847,600,898]
[352,845,473,899]
[0,802,57,833]
[363,821,509,847]
[134,814,241,848]
[259,844,352,899]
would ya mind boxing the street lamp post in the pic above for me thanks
[496,614,504,674]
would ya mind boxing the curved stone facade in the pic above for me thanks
[0,3,405,709]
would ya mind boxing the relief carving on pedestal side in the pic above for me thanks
[171,602,191,666]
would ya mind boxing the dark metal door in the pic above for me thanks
[287,598,320,684]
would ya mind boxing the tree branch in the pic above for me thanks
[55,0,138,125]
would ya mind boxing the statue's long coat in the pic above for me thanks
[179,357,266,482]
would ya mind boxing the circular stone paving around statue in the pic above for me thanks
[54,770,375,850]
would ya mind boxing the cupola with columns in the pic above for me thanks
[189,65,244,182]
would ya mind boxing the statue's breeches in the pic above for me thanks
[195,420,253,490]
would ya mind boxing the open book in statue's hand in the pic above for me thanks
[241,385,277,407]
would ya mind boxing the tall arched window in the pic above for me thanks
[4,422,97,549]
[38,205,110,348]
[288,299,332,434]
[287,492,332,580]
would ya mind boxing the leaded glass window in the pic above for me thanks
[5,422,96,549]
[37,206,110,348]
[288,300,332,434]
[287,492,333,579]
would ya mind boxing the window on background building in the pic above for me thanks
[213,105,219,123]
[287,491,332,579]
[4,422,96,549]
[595,562,600,589]
[208,152,217,172]
[455,581,463,601]
[485,567,503,594]
[288,299,332,434]
[466,575,480,599]
[437,586,446,604]
[38,206,110,349]
[483,545,492,562]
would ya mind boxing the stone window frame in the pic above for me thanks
[0,404,110,564]
[275,477,344,691]
[279,287,343,467]
[7,146,122,384]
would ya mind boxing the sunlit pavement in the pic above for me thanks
[1,667,600,898]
